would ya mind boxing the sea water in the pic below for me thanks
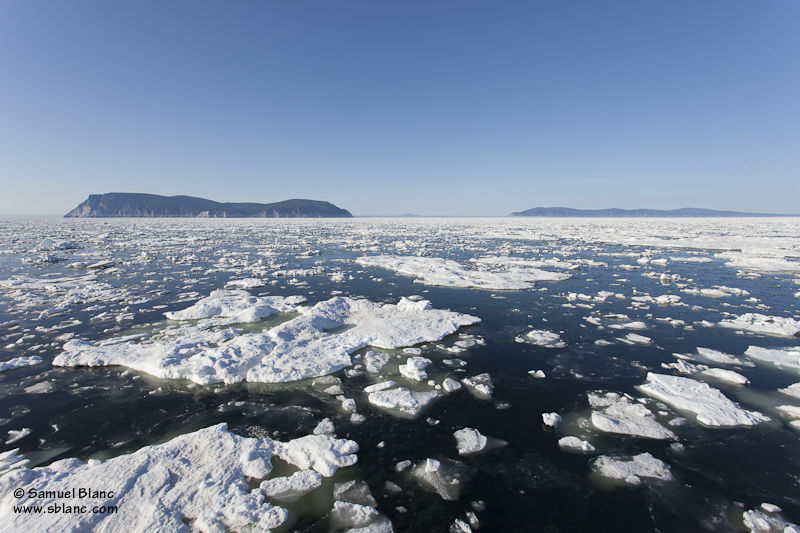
[1,216,799,532]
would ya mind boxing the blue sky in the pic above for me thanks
[1,1,798,216]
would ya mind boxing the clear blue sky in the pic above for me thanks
[1,1,798,216]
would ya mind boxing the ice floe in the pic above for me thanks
[591,452,673,486]
[588,391,676,439]
[54,296,479,385]
[0,356,43,372]
[637,373,769,427]
[0,423,359,532]
[744,346,800,374]
[719,314,800,337]
[454,428,488,455]
[367,387,440,416]
[515,329,566,348]
[355,255,570,290]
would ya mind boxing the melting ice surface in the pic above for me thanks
[1,216,800,532]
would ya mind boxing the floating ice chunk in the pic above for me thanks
[529,370,546,378]
[355,255,570,290]
[558,436,596,453]
[411,458,474,501]
[542,413,562,428]
[742,507,800,533]
[442,377,462,392]
[398,357,431,381]
[5,428,31,444]
[608,321,648,330]
[692,347,753,366]
[778,383,800,399]
[364,351,391,373]
[591,452,673,485]
[260,469,322,501]
[164,289,305,323]
[719,314,800,337]
[0,356,43,372]
[56,296,479,385]
[24,381,53,394]
[225,278,267,289]
[588,391,676,439]
[395,460,412,472]
[454,428,488,455]
[776,405,800,419]
[701,368,750,386]
[637,373,769,427]
[721,254,800,273]
[368,387,440,416]
[515,329,566,348]
[744,346,800,373]
[620,333,653,345]
[0,423,290,531]
[313,418,336,435]
[461,373,494,398]
[663,360,703,375]
[275,434,359,477]
[364,381,396,393]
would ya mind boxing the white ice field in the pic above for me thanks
[1,216,799,532]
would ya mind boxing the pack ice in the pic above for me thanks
[355,255,570,290]
[0,423,359,533]
[54,291,480,385]
[637,373,769,427]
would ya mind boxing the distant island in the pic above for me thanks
[509,207,795,218]
[65,193,353,218]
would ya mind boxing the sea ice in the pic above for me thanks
[398,357,432,381]
[355,255,570,290]
[591,452,673,486]
[778,383,800,399]
[0,356,43,372]
[0,423,358,532]
[55,296,479,385]
[542,413,562,428]
[638,373,769,427]
[700,368,750,386]
[588,392,675,439]
[164,289,305,323]
[454,428,488,455]
[515,329,566,348]
[744,346,800,373]
[558,436,596,453]
[719,314,800,337]
[260,469,322,501]
[411,458,474,500]
[367,387,440,416]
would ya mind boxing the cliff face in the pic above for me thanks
[65,194,353,218]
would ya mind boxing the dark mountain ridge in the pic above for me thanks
[509,207,796,218]
[65,193,353,218]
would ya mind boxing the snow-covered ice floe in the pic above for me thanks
[588,391,676,439]
[515,329,566,348]
[367,387,440,416]
[718,313,800,337]
[744,346,800,374]
[591,452,673,486]
[637,373,769,427]
[355,255,570,290]
[164,289,305,323]
[54,294,479,385]
[0,423,359,532]
[0,356,43,372]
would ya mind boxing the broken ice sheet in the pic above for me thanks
[0,423,359,532]
[53,295,480,385]
[355,255,570,290]
[637,373,769,427]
